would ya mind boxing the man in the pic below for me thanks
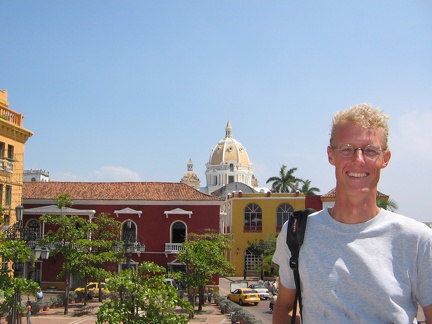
[272,104,432,323]
[36,288,43,301]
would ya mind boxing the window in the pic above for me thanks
[4,214,10,227]
[122,220,137,242]
[5,185,11,206]
[0,184,3,205]
[7,145,14,159]
[229,163,234,172]
[277,203,294,232]
[0,142,4,170]
[228,175,234,183]
[172,221,186,243]
[244,203,262,232]
[27,219,41,239]
[6,145,14,173]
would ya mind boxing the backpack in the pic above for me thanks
[286,208,315,324]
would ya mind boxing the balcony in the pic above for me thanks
[0,106,24,127]
[165,243,184,254]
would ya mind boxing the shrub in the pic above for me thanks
[212,293,263,324]
[75,290,86,300]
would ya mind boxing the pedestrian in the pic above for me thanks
[270,294,278,313]
[272,103,432,323]
[26,301,32,324]
[272,279,278,295]
[36,288,43,301]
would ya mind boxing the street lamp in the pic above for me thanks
[6,205,50,324]
[114,220,145,307]
[121,220,145,270]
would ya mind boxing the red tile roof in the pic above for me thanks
[23,182,222,202]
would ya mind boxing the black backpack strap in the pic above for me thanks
[286,208,315,324]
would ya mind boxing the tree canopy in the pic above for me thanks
[266,165,304,193]
[176,230,234,311]
[97,262,192,324]
[299,179,320,195]
[40,193,122,313]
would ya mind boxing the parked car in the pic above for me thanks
[227,288,260,306]
[248,284,270,300]
[74,282,109,299]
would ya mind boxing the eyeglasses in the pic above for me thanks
[330,144,384,159]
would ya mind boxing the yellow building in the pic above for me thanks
[221,190,306,277]
[0,90,33,225]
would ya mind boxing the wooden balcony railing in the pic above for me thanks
[0,106,24,127]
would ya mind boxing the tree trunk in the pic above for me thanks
[198,286,205,311]
[64,276,70,315]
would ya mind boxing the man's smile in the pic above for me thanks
[347,172,368,178]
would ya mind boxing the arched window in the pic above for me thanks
[244,203,262,232]
[277,203,294,232]
[171,221,186,244]
[122,220,137,243]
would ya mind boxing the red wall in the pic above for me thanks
[24,202,221,286]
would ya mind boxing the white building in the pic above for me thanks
[23,169,50,182]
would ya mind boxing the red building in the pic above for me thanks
[22,181,223,290]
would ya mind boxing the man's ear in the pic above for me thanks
[381,149,391,168]
[327,146,335,166]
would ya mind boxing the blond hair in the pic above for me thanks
[330,103,389,149]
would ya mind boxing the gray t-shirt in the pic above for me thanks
[273,208,432,324]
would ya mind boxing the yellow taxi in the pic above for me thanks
[227,287,260,306]
[74,282,109,298]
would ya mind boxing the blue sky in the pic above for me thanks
[1,1,431,221]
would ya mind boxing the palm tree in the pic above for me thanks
[377,198,398,212]
[266,165,304,193]
[300,179,320,196]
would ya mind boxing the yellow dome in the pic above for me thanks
[209,121,251,168]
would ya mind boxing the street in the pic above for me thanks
[218,277,272,324]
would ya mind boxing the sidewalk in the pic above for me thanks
[28,299,232,324]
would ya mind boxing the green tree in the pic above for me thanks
[97,262,192,324]
[377,198,398,212]
[266,165,304,193]
[73,213,123,304]
[40,214,89,314]
[299,179,320,196]
[176,230,234,311]
[247,237,278,277]
[40,194,122,314]
[0,206,39,322]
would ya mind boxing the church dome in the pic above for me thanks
[180,159,200,188]
[205,121,256,193]
[208,121,251,168]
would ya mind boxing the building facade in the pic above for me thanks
[0,90,33,229]
[221,191,309,277]
[22,181,223,290]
